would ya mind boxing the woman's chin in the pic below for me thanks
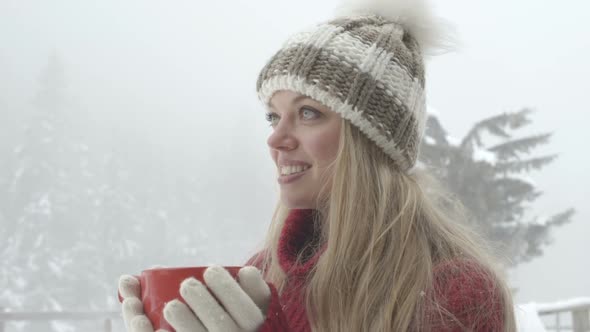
[280,196,315,210]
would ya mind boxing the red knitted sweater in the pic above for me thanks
[249,209,505,331]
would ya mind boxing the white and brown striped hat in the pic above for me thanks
[256,0,450,171]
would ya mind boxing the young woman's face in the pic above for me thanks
[266,90,342,209]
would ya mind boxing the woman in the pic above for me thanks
[119,0,517,330]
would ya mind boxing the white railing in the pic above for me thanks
[536,299,590,332]
[0,309,121,332]
[1,299,589,332]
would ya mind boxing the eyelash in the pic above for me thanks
[265,107,320,127]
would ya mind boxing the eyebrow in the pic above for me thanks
[269,94,309,110]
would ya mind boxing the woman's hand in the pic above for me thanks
[164,265,271,332]
[118,274,166,332]
[118,266,271,332]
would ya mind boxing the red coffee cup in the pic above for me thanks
[118,266,241,331]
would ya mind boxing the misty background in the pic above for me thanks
[1,0,588,331]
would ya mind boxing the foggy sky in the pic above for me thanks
[1,0,588,305]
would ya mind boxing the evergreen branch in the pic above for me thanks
[545,208,576,227]
[460,108,532,150]
[488,133,553,159]
[461,114,512,149]
[518,208,575,262]
[507,108,534,129]
[424,116,449,145]
[494,155,558,173]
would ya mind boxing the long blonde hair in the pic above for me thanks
[259,119,516,331]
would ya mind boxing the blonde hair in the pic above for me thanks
[259,119,516,331]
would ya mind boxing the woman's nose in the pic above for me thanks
[267,124,297,151]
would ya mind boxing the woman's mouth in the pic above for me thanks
[278,166,311,184]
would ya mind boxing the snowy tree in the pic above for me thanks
[0,54,100,331]
[0,55,211,331]
[420,108,575,267]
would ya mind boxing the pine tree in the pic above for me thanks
[0,55,195,331]
[0,54,95,331]
[421,108,574,267]
[0,54,240,331]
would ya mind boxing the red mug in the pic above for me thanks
[118,266,242,331]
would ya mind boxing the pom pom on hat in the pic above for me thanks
[334,0,458,55]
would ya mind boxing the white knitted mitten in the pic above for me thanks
[163,265,271,332]
[118,274,169,332]
[118,266,270,332]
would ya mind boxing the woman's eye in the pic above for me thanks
[265,112,278,127]
[265,107,320,127]
[301,107,320,120]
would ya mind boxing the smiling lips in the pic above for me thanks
[278,165,310,184]
[280,164,311,176]
[276,158,312,184]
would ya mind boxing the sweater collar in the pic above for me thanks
[277,209,325,277]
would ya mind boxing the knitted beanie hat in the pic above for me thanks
[256,0,450,171]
